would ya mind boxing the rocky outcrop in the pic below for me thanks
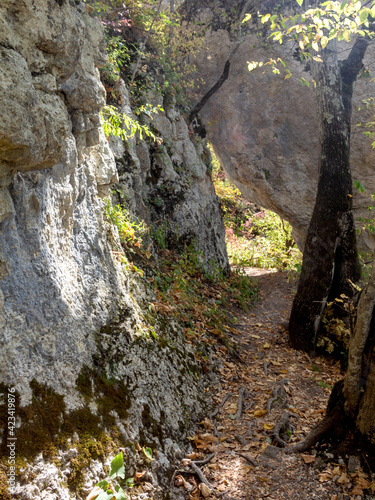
[0,1,228,497]
[109,81,229,275]
[182,0,375,250]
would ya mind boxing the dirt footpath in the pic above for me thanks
[176,269,372,500]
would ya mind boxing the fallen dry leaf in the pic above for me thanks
[199,483,212,498]
[301,454,315,464]
[337,472,350,485]
[264,422,274,430]
[351,485,364,495]
[254,409,268,417]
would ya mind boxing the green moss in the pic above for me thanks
[0,371,134,496]
[0,468,11,500]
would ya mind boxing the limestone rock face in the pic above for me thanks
[183,0,375,250]
[110,81,229,274]
[0,2,227,497]
[0,0,118,398]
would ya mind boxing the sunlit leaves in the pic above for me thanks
[256,0,374,57]
[109,452,125,479]
[320,35,328,47]
[242,13,252,23]
[101,105,161,143]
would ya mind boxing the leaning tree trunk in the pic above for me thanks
[287,257,375,452]
[288,37,367,353]
[344,258,375,443]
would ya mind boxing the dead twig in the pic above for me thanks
[235,386,248,420]
[189,462,217,491]
[209,392,233,419]
[237,452,257,466]
[192,453,216,466]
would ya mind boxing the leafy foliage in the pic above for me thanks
[101,105,161,143]
[209,144,255,235]
[104,200,146,251]
[211,145,302,271]
[104,199,259,353]
[245,0,375,81]
[87,452,128,500]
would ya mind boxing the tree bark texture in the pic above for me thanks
[341,258,375,444]
[288,38,365,353]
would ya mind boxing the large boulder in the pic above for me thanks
[183,0,375,250]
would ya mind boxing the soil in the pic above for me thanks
[173,268,375,500]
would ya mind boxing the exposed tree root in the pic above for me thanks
[272,411,294,447]
[234,434,247,446]
[235,386,248,420]
[237,452,257,466]
[285,409,342,453]
[209,392,233,419]
[267,379,289,412]
[193,453,216,466]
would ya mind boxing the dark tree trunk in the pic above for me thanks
[288,38,367,353]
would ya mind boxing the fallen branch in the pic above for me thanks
[193,453,216,466]
[237,452,257,467]
[189,462,216,491]
[235,386,248,420]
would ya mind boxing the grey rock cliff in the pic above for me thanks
[183,0,375,250]
[0,1,227,497]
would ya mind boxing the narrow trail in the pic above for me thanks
[175,269,362,500]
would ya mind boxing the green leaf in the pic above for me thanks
[114,485,128,500]
[242,13,252,23]
[95,490,116,500]
[96,480,110,490]
[354,180,365,193]
[125,478,134,488]
[340,1,348,10]
[320,35,328,48]
[296,0,304,6]
[359,8,370,23]
[142,447,153,460]
[342,29,351,42]
[109,452,125,479]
